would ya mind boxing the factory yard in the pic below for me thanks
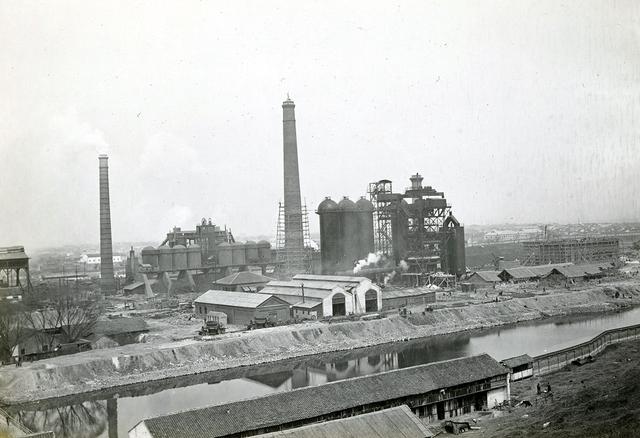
[470,339,640,437]
[1,277,640,405]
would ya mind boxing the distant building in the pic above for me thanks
[466,271,501,287]
[522,237,619,265]
[79,254,123,265]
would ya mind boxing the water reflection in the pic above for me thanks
[11,306,640,438]
[15,400,107,438]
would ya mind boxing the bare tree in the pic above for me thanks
[0,302,27,362]
[25,292,101,352]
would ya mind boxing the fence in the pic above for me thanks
[531,323,640,376]
[0,406,54,438]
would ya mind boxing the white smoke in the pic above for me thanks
[383,270,396,285]
[353,252,384,274]
[399,260,409,272]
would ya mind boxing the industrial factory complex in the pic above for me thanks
[2,95,639,438]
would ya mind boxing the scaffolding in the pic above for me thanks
[367,180,394,255]
[522,237,620,265]
[276,202,312,277]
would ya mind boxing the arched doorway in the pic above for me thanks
[331,293,346,316]
[365,289,378,312]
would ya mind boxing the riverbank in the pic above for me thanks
[475,339,640,437]
[1,279,640,405]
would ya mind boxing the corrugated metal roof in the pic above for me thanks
[215,271,274,286]
[260,285,340,300]
[382,288,436,299]
[0,246,28,261]
[501,354,533,369]
[254,405,434,438]
[136,354,507,438]
[291,301,323,309]
[94,317,148,335]
[194,290,275,308]
[469,271,501,283]
[267,280,338,291]
[294,274,368,285]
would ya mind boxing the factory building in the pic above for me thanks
[316,196,375,274]
[259,274,381,317]
[128,354,509,438]
[522,237,620,265]
[380,288,436,310]
[193,290,290,325]
[366,174,466,277]
[317,174,465,279]
[465,271,502,288]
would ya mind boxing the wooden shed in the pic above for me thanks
[194,290,290,325]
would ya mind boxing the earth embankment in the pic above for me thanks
[1,281,639,404]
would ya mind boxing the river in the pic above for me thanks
[11,306,640,438]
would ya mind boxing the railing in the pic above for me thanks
[530,323,640,376]
[0,406,54,437]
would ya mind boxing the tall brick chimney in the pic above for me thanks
[98,154,116,294]
[282,96,305,271]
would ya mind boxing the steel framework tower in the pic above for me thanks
[99,154,116,294]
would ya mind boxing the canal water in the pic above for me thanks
[12,306,640,438]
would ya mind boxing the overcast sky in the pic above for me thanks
[1,0,639,249]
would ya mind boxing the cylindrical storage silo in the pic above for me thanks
[216,242,232,266]
[187,244,201,269]
[257,240,271,262]
[317,197,341,274]
[158,245,173,272]
[245,241,259,263]
[232,242,246,265]
[355,197,375,258]
[338,197,359,270]
[141,246,159,268]
[172,245,187,270]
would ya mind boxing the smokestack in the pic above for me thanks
[98,154,116,295]
[282,96,304,269]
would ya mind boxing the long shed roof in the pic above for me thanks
[133,354,507,438]
[253,405,434,438]
[469,271,501,283]
[194,290,283,309]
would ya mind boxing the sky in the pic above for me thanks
[1,0,639,249]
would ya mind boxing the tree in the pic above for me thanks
[25,292,101,353]
[0,302,27,363]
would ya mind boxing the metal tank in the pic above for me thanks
[338,197,360,270]
[231,242,246,265]
[355,197,375,258]
[257,240,271,262]
[141,246,159,268]
[158,245,173,272]
[187,244,201,269]
[245,241,259,263]
[172,245,187,270]
[217,242,232,266]
[317,197,341,274]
